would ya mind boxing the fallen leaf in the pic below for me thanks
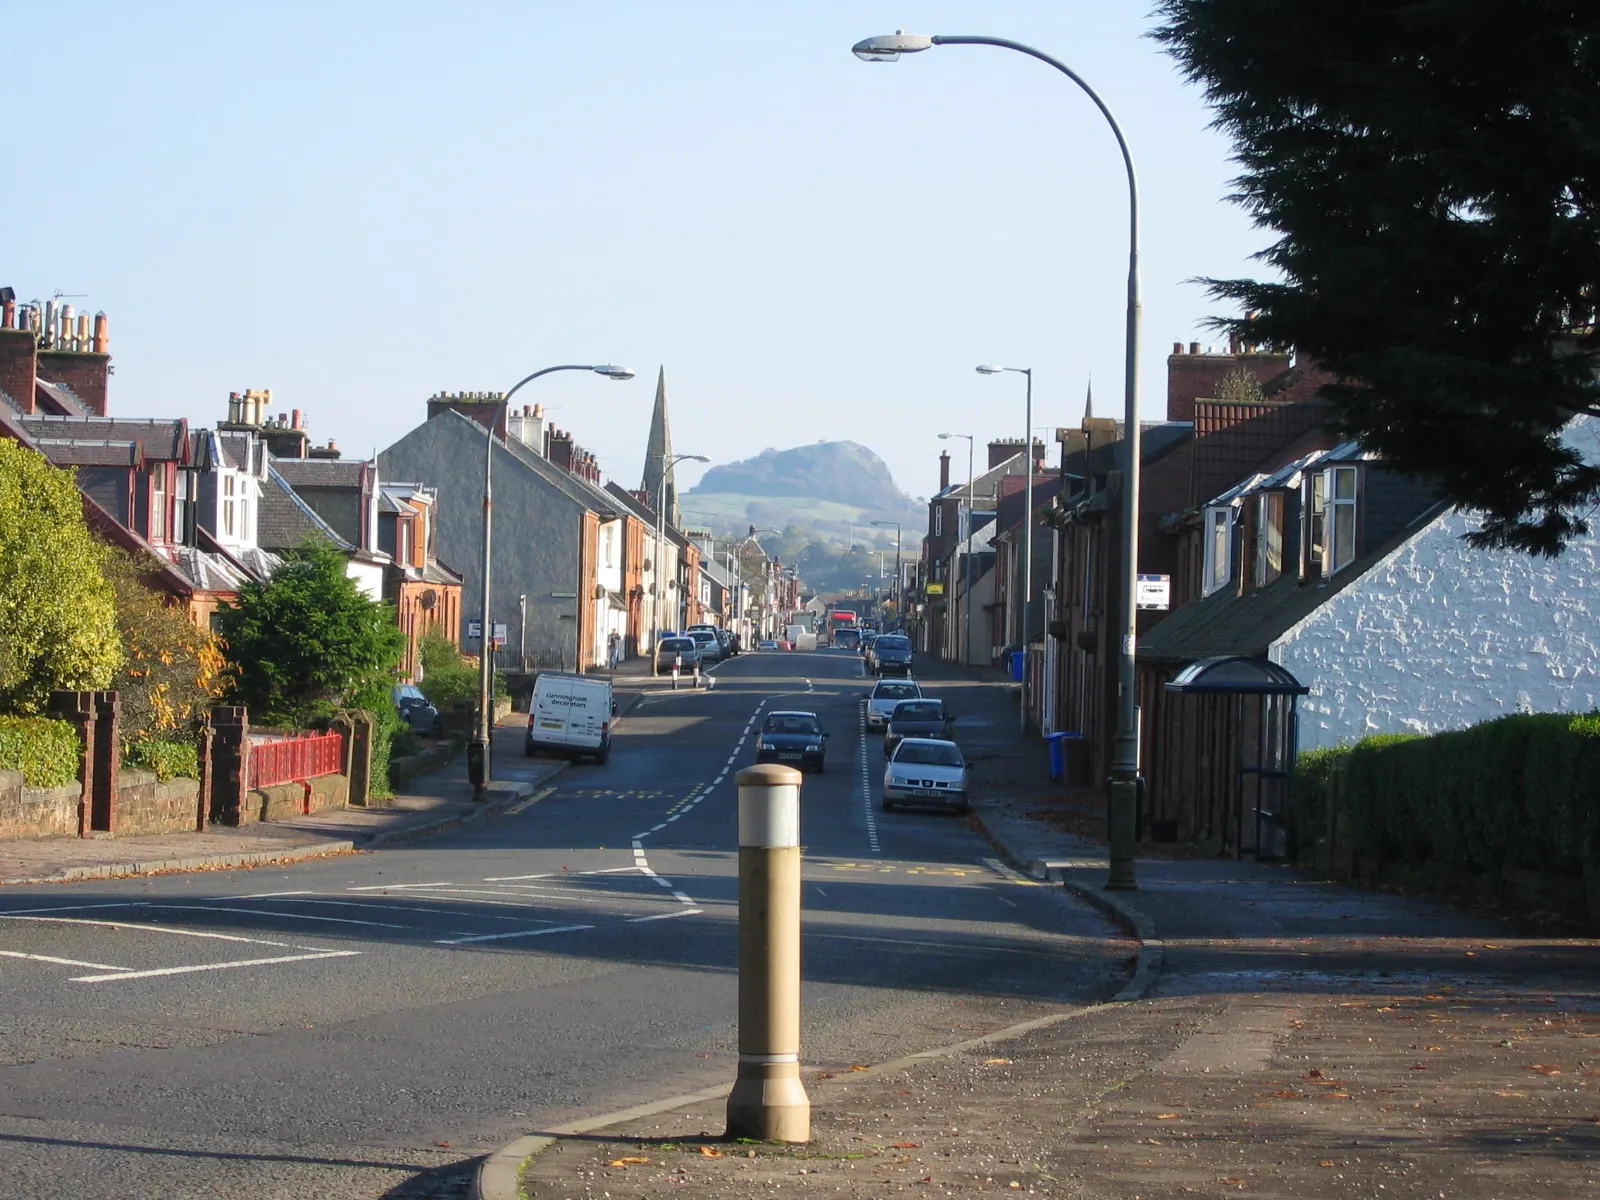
[607,1157,649,1167]
[1156,1114,1181,1120]
[850,1064,869,1072]
[435,1141,452,1148]
[1319,1160,1338,1168]
[1425,1046,1444,1052]
[982,1058,1013,1066]
[698,1146,724,1158]
[1528,1064,1562,1076]
[1304,1069,1325,1080]
[1218,1179,1246,1188]
[1497,1090,1529,1098]
[1009,1184,1022,1190]
[894,1089,914,1095]
[893,1142,920,1149]
[1409,1063,1428,1071]
[1330,1092,1351,1099]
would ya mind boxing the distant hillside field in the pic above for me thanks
[684,441,921,543]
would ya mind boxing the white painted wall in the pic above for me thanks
[1275,417,1600,750]
[345,559,386,602]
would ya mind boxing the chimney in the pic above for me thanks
[0,326,38,413]
[36,306,112,416]
[426,389,509,439]
[548,427,574,472]
[0,291,14,329]
[939,450,950,492]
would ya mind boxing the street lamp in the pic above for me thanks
[938,431,976,665]
[472,363,635,799]
[649,452,709,652]
[870,520,902,629]
[852,30,1143,890]
[976,365,1035,736]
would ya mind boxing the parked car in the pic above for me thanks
[393,684,441,735]
[756,710,829,774]
[686,628,723,662]
[871,634,914,677]
[654,635,701,675]
[885,698,953,758]
[525,672,616,764]
[882,737,969,813]
[861,632,880,667]
[866,678,922,731]
[757,639,779,651]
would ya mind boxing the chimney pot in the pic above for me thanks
[291,408,303,430]
[1172,341,1183,354]
[93,311,108,354]
[1189,341,1201,355]
[939,450,951,492]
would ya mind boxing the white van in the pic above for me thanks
[525,672,616,764]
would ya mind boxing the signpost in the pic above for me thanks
[1136,574,1171,611]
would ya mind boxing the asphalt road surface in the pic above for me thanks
[0,649,1123,1199]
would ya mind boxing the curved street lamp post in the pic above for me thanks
[472,363,635,799]
[853,31,1143,889]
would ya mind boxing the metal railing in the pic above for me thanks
[248,729,344,791]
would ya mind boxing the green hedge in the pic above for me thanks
[0,716,82,789]
[122,736,200,782]
[1299,713,1600,878]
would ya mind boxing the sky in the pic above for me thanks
[4,1,1269,506]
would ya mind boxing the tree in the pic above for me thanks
[100,547,226,747]
[0,440,121,713]
[1153,2,1600,554]
[217,539,405,725]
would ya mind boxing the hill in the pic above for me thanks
[682,441,921,545]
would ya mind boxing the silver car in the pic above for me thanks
[866,678,922,731]
[882,738,969,814]
[654,635,700,675]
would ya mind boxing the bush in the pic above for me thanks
[351,680,402,802]
[123,736,200,781]
[1302,714,1600,880]
[390,726,422,760]
[0,716,82,788]
[418,631,478,711]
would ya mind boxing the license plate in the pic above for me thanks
[540,720,563,730]
[777,753,802,760]
[912,788,944,797]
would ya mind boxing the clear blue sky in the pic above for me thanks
[5,1,1267,505]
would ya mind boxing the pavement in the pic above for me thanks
[497,653,1600,1200]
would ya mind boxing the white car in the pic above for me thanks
[866,678,922,731]
[882,738,969,813]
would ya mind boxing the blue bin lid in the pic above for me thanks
[1045,731,1082,742]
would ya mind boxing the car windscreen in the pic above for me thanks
[875,683,919,699]
[894,742,963,767]
[689,631,715,642]
[764,716,820,735]
[893,702,943,722]
[663,639,695,651]
[876,637,911,650]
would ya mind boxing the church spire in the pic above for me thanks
[1083,375,1094,421]
[640,366,678,526]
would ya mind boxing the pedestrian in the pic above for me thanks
[607,630,620,669]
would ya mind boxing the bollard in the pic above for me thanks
[726,762,810,1143]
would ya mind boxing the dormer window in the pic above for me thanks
[1202,505,1234,597]
[1326,465,1358,573]
[150,469,168,543]
[1253,492,1284,588]
[222,474,237,539]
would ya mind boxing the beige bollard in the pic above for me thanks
[725,762,811,1143]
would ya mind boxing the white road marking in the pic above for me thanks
[150,905,422,932]
[0,902,142,915]
[346,881,456,892]
[437,923,594,945]
[232,897,527,922]
[72,950,360,983]
[627,908,702,923]
[996,895,1019,908]
[0,915,306,948]
[858,700,881,855]
[0,950,133,972]
[215,890,316,900]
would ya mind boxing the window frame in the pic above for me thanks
[1253,491,1284,589]
[1325,465,1359,574]
[1202,505,1235,597]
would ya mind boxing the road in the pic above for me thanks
[0,649,1123,1199]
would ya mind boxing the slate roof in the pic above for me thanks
[1138,460,1444,665]
[31,437,141,467]
[272,457,367,488]
[257,466,352,551]
[17,414,190,461]
[34,379,89,415]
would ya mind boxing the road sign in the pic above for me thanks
[490,622,507,648]
[926,583,945,595]
[468,620,482,639]
[1136,574,1171,611]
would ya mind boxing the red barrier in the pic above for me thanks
[248,730,344,792]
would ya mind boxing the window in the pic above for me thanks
[1305,470,1325,579]
[1202,506,1233,596]
[1326,466,1358,573]
[1253,492,1284,588]
[397,518,413,568]
[149,469,168,542]
[222,474,236,539]
[934,507,943,537]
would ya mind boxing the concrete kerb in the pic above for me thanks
[970,804,1164,1004]
[0,766,567,888]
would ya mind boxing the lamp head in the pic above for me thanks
[851,31,935,62]
[686,454,710,464]
[975,364,1005,375]
[592,364,636,380]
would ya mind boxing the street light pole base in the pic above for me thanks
[1106,776,1139,890]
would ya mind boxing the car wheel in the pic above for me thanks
[524,745,536,758]
[594,746,610,765]
[813,761,825,776]
[881,796,894,812]
[954,801,971,815]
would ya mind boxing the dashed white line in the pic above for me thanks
[858,699,881,855]
[627,908,702,923]
[438,923,594,946]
